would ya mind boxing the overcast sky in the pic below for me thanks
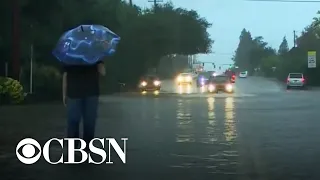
[132,0,319,70]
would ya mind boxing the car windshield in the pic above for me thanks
[198,72,210,78]
[240,72,246,74]
[144,76,158,81]
[180,73,191,76]
[209,76,229,83]
[289,73,303,78]
[226,70,235,76]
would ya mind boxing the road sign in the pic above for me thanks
[308,51,316,68]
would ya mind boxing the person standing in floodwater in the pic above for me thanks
[62,61,105,150]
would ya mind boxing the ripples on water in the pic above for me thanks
[172,96,238,173]
[176,99,194,143]
[224,97,236,143]
[177,84,192,94]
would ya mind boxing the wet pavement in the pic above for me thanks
[1,76,320,180]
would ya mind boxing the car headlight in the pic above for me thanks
[186,76,192,81]
[177,76,182,82]
[141,81,147,86]
[208,84,215,91]
[225,84,233,91]
[154,80,161,86]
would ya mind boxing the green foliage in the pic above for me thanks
[0,77,25,104]
[233,29,253,70]
[233,29,276,74]
[21,64,62,100]
[234,11,320,85]
[260,55,279,77]
[278,36,289,55]
[2,0,213,100]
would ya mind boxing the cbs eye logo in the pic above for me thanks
[16,138,42,164]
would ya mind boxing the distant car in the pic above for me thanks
[207,71,216,76]
[239,71,248,78]
[230,74,236,83]
[225,70,236,83]
[207,75,234,93]
[176,73,193,85]
[196,72,210,87]
[139,75,161,91]
[286,73,305,89]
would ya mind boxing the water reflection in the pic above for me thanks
[170,97,238,173]
[141,90,159,95]
[178,84,192,94]
[205,97,217,143]
[140,94,147,120]
[176,99,194,142]
[207,97,215,125]
[154,98,160,127]
[200,86,206,93]
[224,97,236,142]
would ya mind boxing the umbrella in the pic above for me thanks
[52,25,120,65]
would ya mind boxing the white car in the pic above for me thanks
[286,73,305,89]
[176,73,193,85]
[239,71,248,78]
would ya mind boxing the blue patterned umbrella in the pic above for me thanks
[52,25,120,65]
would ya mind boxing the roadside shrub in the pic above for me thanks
[0,77,24,104]
[32,65,62,100]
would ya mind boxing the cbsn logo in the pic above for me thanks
[16,138,128,165]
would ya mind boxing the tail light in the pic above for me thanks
[286,78,289,83]
[302,78,305,82]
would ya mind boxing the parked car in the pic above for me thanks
[286,73,305,89]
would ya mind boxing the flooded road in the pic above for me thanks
[1,77,320,180]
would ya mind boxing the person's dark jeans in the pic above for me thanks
[66,96,99,148]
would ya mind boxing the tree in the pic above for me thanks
[2,0,213,99]
[278,36,289,55]
[233,29,276,74]
[109,2,213,85]
[233,28,253,71]
[260,55,279,77]
[234,11,320,85]
[246,36,276,74]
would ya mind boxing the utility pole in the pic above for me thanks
[29,24,34,94]
[148,0,163,13]
[12,0,20,80]
[129,0,133,6]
